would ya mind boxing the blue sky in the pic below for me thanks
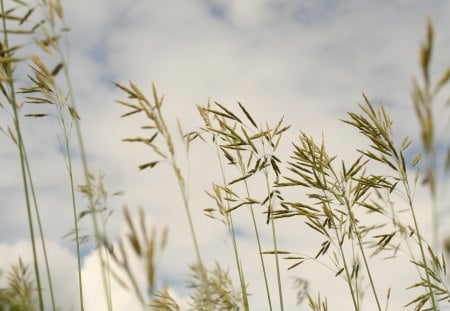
[1,0,450,310]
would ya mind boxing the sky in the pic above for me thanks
[1,0,450,310]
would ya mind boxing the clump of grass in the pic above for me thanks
[0,1,59,309]
[277,129,383,310]
[112,19,450,309]
[0,258,35,311]
[343,97,443,310]
[274,92,449,310]
[1,0,116,308]
[187,262,243,310]
[198,101,290,310]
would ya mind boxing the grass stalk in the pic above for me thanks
[0,2,44,309]
[26,1,102,309]
[344,99,439,309]
[65,144,85,311]
[197,100,287,309]
[52,35,113,311]
[17,142,44,311]
[401,173,438,309]
[263,170,284,311]
[349,239,361,308]
[155,105,213,310]
[173,161,212,308]
[335,231,359,310]
[52,79,85,310]
[24,155,57,311]
[244,181,273,309]
[343,197,381,310]
[236,155,273,310]
[66,67,113,311]
[387,111,438,310]
[323,197,359,310]
[214,144,250,310]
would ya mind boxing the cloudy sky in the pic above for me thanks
[1,0,450,310]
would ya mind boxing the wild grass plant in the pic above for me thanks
[1,1,450,310]
[1,0,112,310]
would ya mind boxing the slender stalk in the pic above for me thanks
[171,156,212,308]
[55,40,113,311]
[344,99,440,309]
[327,164,380,308]
[318,184,359,310]
[33,1,106,307]
[331,221,359,310]
[344,198,381,310]
[381,106,437,309]
[236,153,273,310]
[227,217,249,310]
[151,97,212,307]
[259,123,288,310]
[349,239,360,309]
[0,2,44,309]
[98,196,114,308]
[400,173,438,309]
[70,83,113,311]
[215,144,250,310]
[245,182,273,310]
[18,143,44,311]
[263,170,284,311]
[24,156,56,311]
[25,2,108,309]
[316,197,359,309]
[66,144,85,310]
[51,80,84,310]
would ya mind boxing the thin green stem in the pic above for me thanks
[156,106,212,309]
[349,240,360,308]
[55,43,113,311]
[263,170,284,311]
[52,84,84,310]
[318,190,359,310]
[228,217,249,310]
[18,144,44,311]
[99,201,114,308]
[344,198,381,310]
[66,145,85,311]
[35,0,110,307]
[245,183,273,310]
[215,144,249,310]
[332,224,359,310]
[1,3,44,309]
[171,158,212,308]
[236,154,272,310]
[24,155,56,311]
[401,175,438,310]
